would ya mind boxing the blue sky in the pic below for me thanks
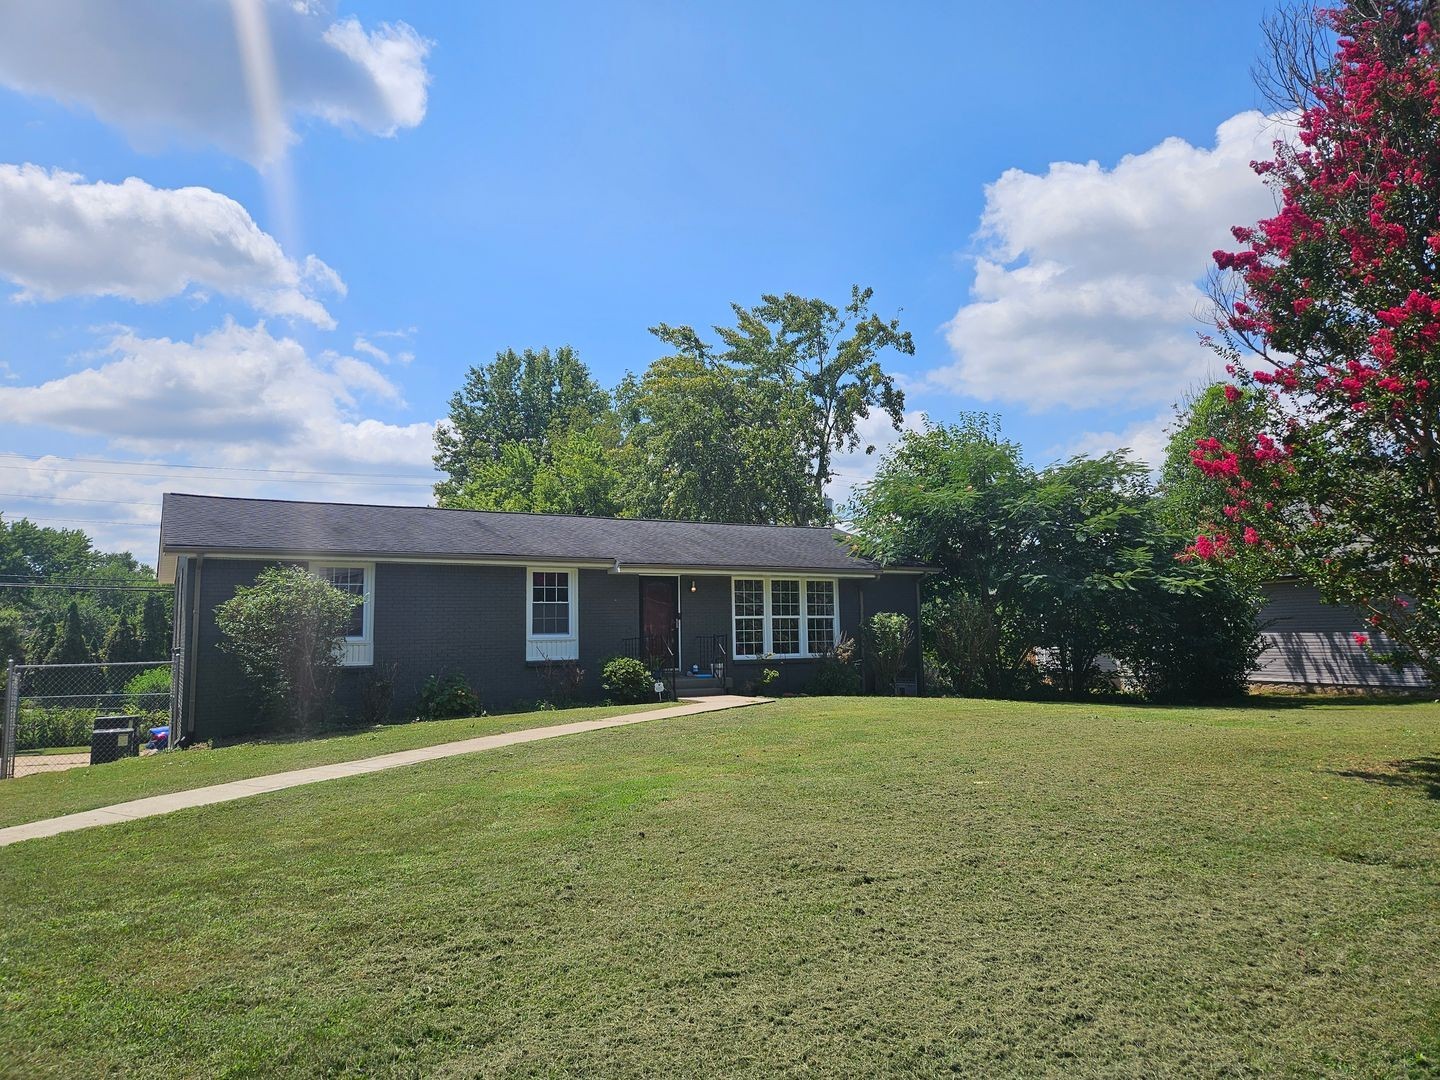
[0,1,1281,557]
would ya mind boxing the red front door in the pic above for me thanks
[639,576,679,668]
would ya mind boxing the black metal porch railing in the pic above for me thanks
[688,634,729,677]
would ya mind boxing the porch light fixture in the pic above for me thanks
[690,579,697,593]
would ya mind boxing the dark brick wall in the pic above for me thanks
[191,557,280,739]
[179,559,926,739]
[183,559,645,739]
[860,574,924,692]
[677,574,729,667]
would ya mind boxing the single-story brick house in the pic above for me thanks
[159,493,928,741]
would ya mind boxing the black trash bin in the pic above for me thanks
[91,715,139,766]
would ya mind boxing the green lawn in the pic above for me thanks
[1,696,1437,1077]
[0,702,669,829]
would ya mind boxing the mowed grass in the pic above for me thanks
[0,702,669,830]
[1,697,1438,1078]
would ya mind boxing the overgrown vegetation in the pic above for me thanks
[849,414,1265,701]
[865,612,914,694]
[432,286,913,526]
[0,515,171,676]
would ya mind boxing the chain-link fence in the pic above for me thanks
[1,654,180,779]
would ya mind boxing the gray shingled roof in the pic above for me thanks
[160,493,904,574]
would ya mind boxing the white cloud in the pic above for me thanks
[934,111,1285,411]
[352,333,413,365]
[0,164,343,326]
[0,1,431,165]
[1053,409,1175,472]
[0,320,441,554]
[828,408,927,512]
[0,320,433,469]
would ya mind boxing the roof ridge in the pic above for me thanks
[163,492,848,532]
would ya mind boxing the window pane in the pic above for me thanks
[807,619,835,656]
[735,617,764,657]
[321,566,365,639]
[806,580,835,617]
[734,579,764,617]
[771,579,799,617]
[531,571,570,635]
[772,617,800,655]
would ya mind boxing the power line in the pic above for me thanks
[0,453,438,486]
[0,582,166,592]
[0,491,154,507]
[0,462,436,489]
[0,515,157,528]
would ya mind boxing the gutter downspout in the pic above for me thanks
[185,554,204,741]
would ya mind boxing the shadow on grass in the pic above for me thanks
[1330,756,1440,799]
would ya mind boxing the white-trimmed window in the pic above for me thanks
[313,562,374,667]
[731,576,840,659]
[527,567,579,661]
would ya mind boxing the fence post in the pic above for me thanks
[2,658,17,780]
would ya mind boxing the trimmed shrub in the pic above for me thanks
[214,565,359,734]
[601,656,653,704]
[417,674,480,721]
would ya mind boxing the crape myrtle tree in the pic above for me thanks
[1199,0,1440,680]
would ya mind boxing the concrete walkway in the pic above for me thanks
[0,695,769,848]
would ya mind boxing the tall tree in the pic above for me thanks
[45,601,92,666]
[660,285,913,508]
[850,420,1262,699]
[444,427,624,517]
[138,592,171,659]
[433,346,612,505]
[617,349,819,524]
[1200,1,1440,680]
[847,415,1034,694]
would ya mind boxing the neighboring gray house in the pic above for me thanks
[1254,578,1429,689]
[159,493,927,741]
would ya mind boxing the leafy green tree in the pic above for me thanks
[847,416,1036,694]
[138,593,171,659]
[851,420,1262,701]
[215,566,360,734]
[654,285,913,511]
[616,351,819,524]
[441,425,624,517]
[1017,453,1159,697]
[434,346,613,505]
[103,615,142,663]
[45,601,92,666]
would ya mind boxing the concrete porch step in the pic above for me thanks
[673,676,728,697]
